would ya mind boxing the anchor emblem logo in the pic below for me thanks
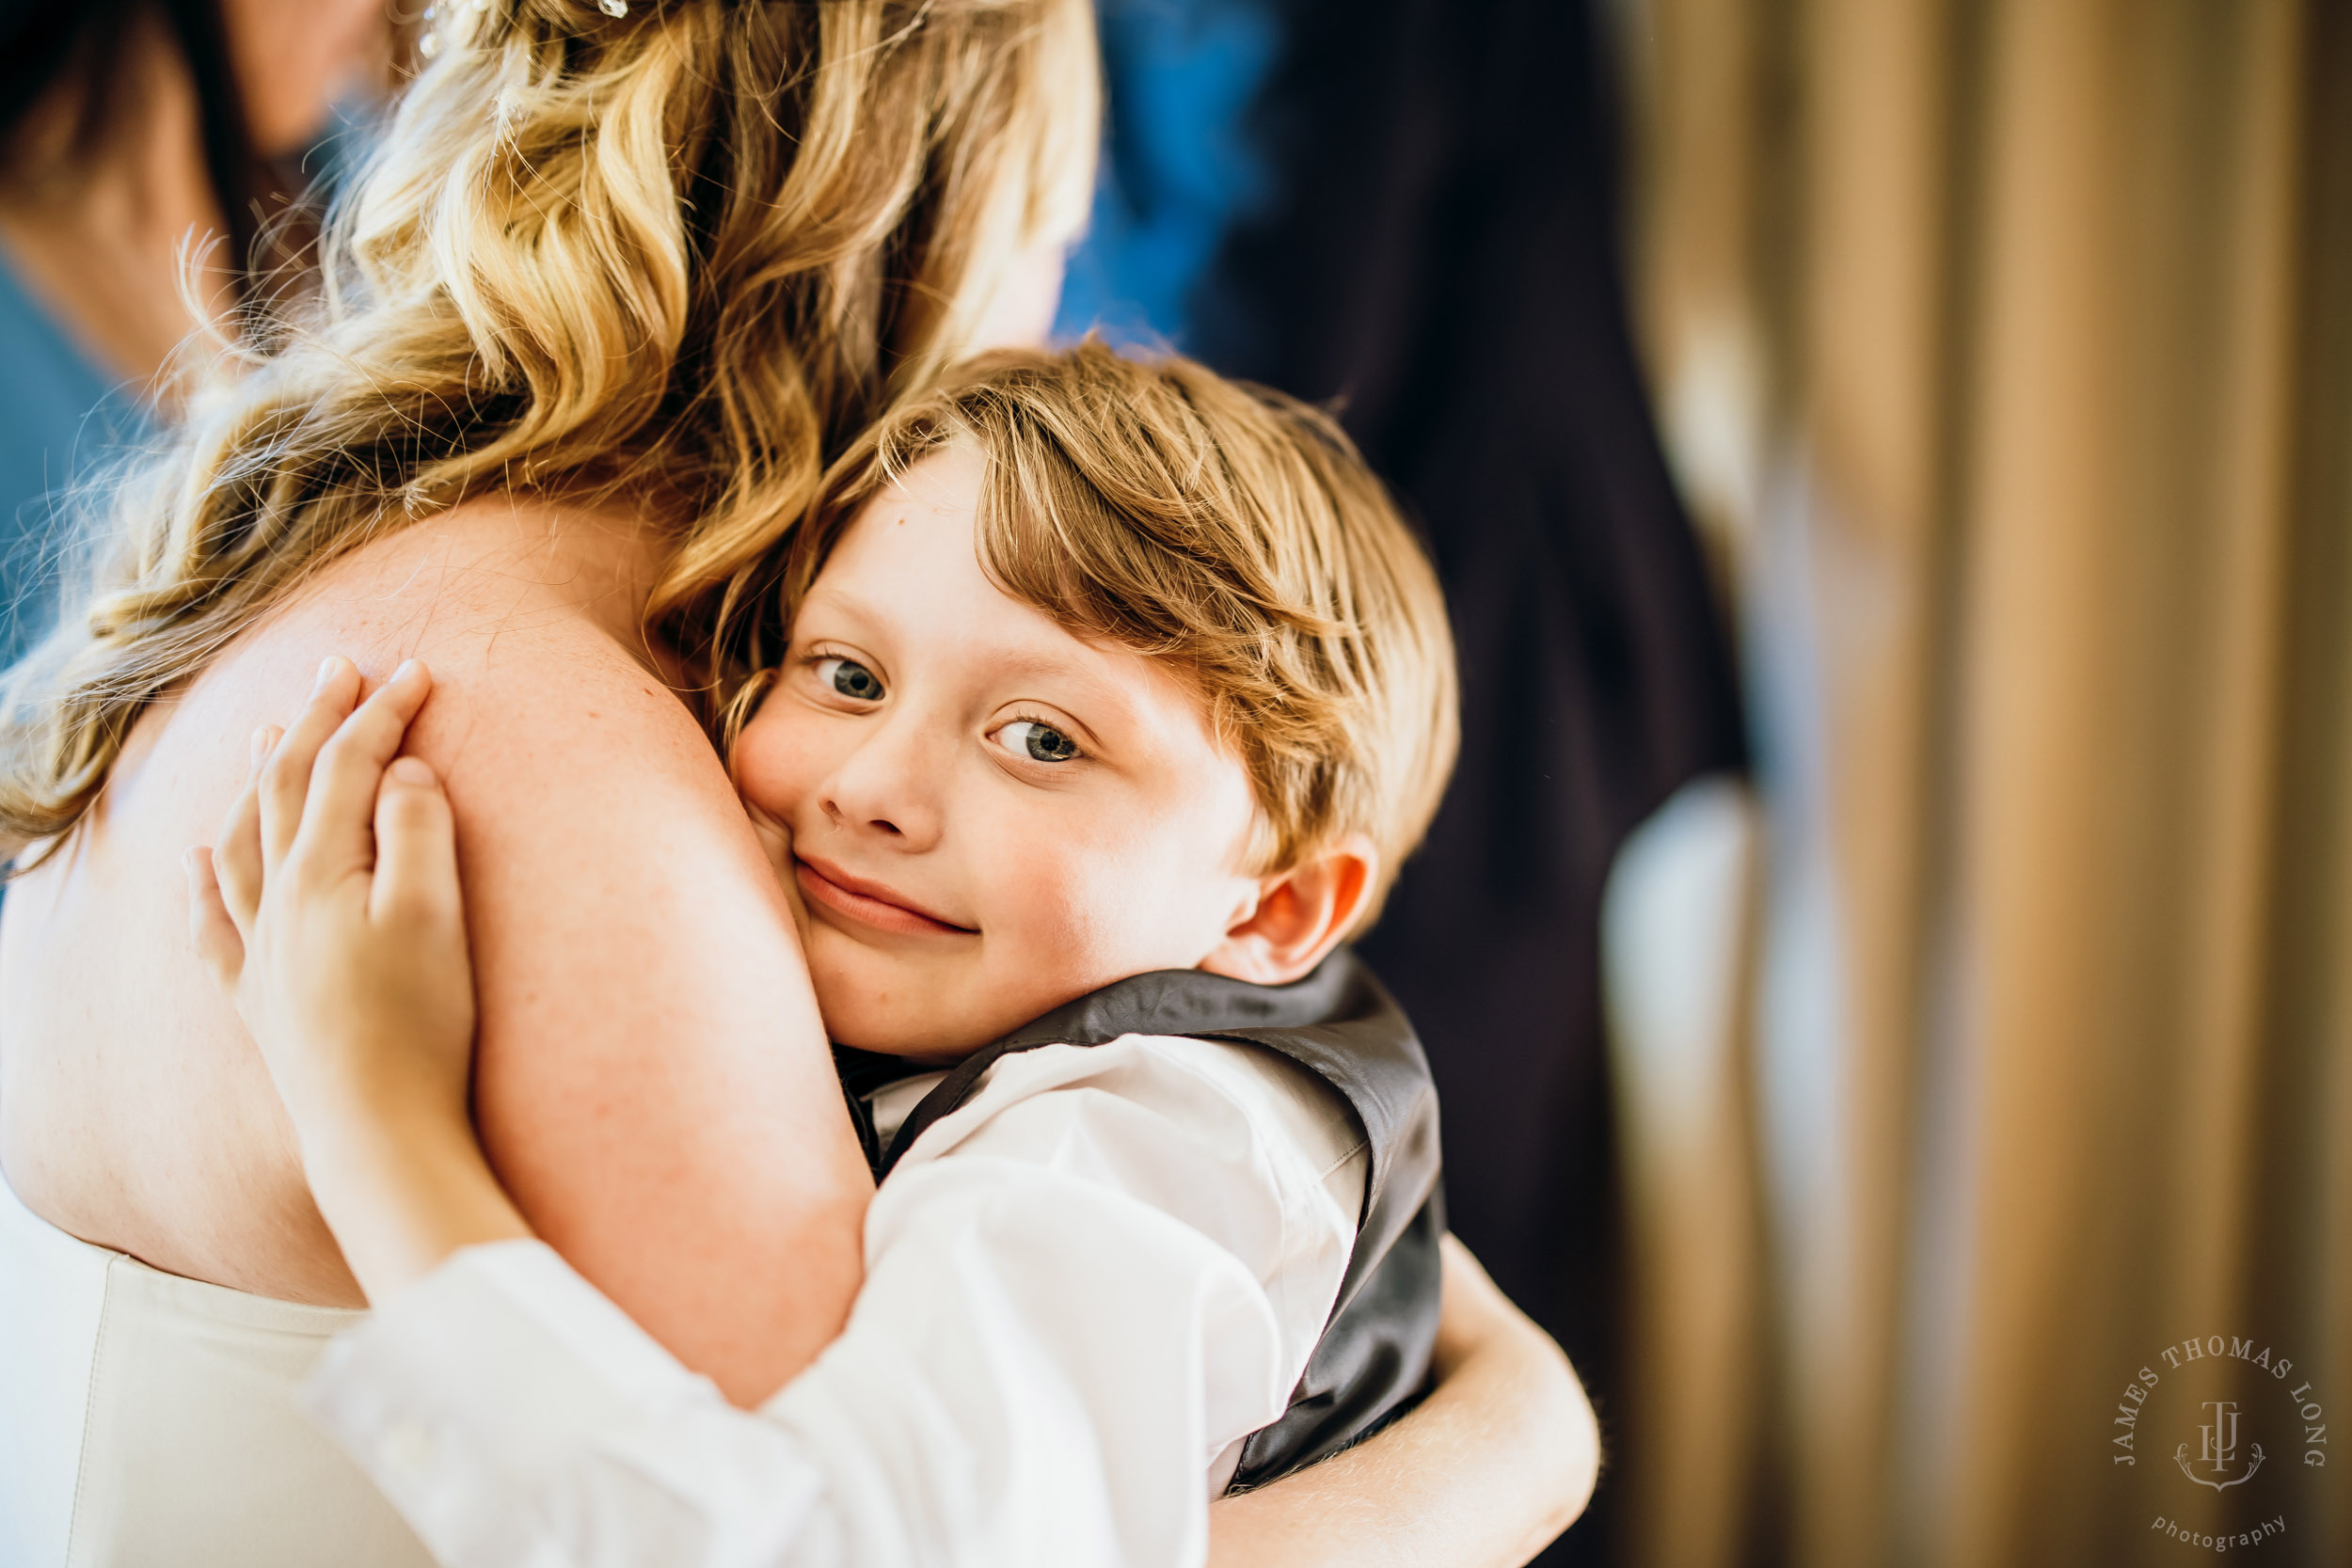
[2175,1400,2265,1491]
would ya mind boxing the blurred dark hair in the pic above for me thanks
[0,0,264,294]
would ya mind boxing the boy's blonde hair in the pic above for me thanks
[723,343,1460,927]
[0,0,1097,862]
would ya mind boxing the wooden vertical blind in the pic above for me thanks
[1609,1,2352,1564]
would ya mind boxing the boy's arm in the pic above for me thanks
[302,1094,1311,1568]
[187,658,535,1299]
[1205,1234,1601,1568]
[302,1037,1346,1568]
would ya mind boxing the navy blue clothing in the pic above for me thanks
[1062,5,1749,1559]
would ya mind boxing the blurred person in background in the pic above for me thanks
[0,0,386,661]
[1063,3,1748,1561]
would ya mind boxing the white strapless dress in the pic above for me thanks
[0,1170,436,1567]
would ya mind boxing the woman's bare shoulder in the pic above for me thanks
[0,496,705,1295]
[6,497,871,1382]
[269,493,675,682]
[139,495,694,809]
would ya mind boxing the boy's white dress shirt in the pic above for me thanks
[303,1034,1370,1568]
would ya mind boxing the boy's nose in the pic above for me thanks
[818,717,944,849]
[821,796,930,842]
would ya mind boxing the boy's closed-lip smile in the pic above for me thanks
[793,852,977,938]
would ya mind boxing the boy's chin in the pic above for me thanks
[804,933,1130,1060]
[829,1024,976,1062]
[815,987,992,1062]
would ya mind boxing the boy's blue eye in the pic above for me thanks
[817,657,883,701]
[997,719,1080,763]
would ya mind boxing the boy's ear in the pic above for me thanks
[1200,836,1379,987]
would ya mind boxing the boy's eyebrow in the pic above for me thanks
[975,653,1127,746]
[974,639,1152,740]
[792,578,873,628]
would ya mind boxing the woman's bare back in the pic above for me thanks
[0,495,869,1399]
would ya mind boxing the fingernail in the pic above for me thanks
[315,657,339,689]
[389,756,436,786]
[250,726,272,766]
[393,658,423,683]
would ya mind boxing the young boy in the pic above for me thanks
[187,344,1461,1567]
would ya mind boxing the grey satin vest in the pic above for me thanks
[834,949,1444,1489]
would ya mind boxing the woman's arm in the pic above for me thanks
[1207,1234,1600,1568]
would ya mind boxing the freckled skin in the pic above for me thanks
[729,448,1269,1058]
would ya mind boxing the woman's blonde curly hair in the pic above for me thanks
[0,0,1097,863]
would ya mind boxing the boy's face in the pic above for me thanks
[731,447,1268,1057]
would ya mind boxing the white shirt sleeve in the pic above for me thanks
[301,1036,1367,1568]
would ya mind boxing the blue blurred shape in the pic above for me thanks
[1054,0,1279,348]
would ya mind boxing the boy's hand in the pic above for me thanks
[186,657,529,1300]
[188,657,473,1143]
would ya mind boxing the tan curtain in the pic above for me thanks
[1604,2,2352,1564]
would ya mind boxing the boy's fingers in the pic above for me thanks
[294,661,436,881]
[213,734,271,936]
[183,847,245,988]
[260,658,364,875]
[370,755,463,933]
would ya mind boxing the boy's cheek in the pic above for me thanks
[730,700,821,826]
[982,854,1152,996]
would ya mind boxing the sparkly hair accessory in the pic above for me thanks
[417,0,484,60]
[420,0,633,60]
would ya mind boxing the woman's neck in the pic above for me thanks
[0,18,235,397]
